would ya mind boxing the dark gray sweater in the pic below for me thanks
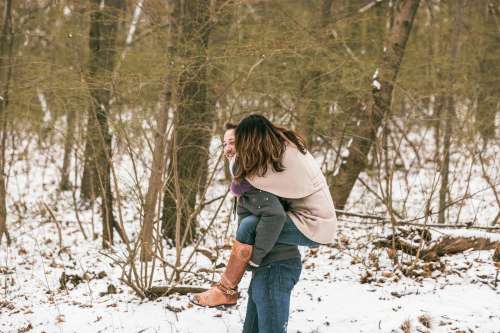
[236,188,301,266]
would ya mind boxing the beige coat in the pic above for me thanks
[246,144,337,244]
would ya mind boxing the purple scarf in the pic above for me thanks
[230,179,254,196]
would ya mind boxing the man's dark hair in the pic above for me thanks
[225,122,237,131]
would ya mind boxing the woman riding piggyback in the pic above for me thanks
[192,116,337,310]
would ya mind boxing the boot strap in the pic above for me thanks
[215,283,237,296]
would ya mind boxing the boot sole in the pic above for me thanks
[188,293,237,308]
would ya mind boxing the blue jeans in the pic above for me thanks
[236,215,320,247]
[242,257,302,333]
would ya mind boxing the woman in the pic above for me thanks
[191,123,319,307]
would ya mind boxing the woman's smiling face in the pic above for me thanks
[223,129,236,159]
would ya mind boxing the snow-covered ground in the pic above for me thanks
[1,132,499,333]
[2,218,499,333]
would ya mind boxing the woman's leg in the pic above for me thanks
[244,257,302,333]
[276,216,320,248]
[190,239,252,307]
[235,214,259,244]
[237,214,319,248]
[190,215,259,307]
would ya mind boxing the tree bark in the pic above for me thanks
[295,1,334,148]
[161,0,214,245]
[329,0,364,146]
[475,1,499,142]
[374,235,498,262]
[330,0,421,210]
[0,0,14,245]
[140,74,174,261]
[82,0,124,248]
[60,108,76,191]
[438,0,465,224]
[297,70,322,147]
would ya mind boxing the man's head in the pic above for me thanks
[223,122,237,159]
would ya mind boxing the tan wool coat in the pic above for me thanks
[246,144,337,244]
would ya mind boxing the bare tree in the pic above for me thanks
[82,0,125,248]
[475,1,499,143]
[0,0,14,245]
[330,0,421,210]
[161,0,214,245]
[140,75,174,261]
[60,107,76,191]
[438,0,465,224]
[297,70,322,148]
[60,2,87,191]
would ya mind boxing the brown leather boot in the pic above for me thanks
[190,240,253,307]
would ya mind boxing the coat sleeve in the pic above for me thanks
[242,191,288,266]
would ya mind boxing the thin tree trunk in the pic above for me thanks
[433,94,444,162]
[297,70,322,148]
[330,0,421,210]
[60,108,76,191]
[475,2,499,143]
[330,0,364,143]
[428,2,445,163]
[161,0,214,245]
[329,0,386,171]
[296,0,333,148]
[140,75,174,261]
[81,116,98,200]
[83,0,124,248]
[438,0,465,224]
[0,0,14,245]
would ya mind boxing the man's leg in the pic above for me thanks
[242,275,259,333]
[249,258,302,333]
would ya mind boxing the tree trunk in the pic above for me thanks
[0,0,14,245]
[438,0,465,224]
[374,234,498,262]
[330,0,365,144]
[161,0,213,245]
[82,0,124,248]
[140,75,174,261]
[328,1,386,176]
[475,2,499,143]
[330,0,421,210]
[297,70,322,147]
[81,114,98,200]
[60,108,76,191]
[296,1,334,148]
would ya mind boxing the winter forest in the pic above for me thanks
[0,0,499,332]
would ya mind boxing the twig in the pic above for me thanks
[41,201,63,252]
[71,186,88,240]
[340,218,500,231]
[337,182,500,225]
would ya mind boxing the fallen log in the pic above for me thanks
[340,218,500,232]
[146,285,209,299]
[374,235,499,262]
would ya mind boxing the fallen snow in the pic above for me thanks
[1,128,499,333]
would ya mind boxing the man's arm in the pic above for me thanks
[239,190,288,266]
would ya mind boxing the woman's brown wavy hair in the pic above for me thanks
[233,114,306,181]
